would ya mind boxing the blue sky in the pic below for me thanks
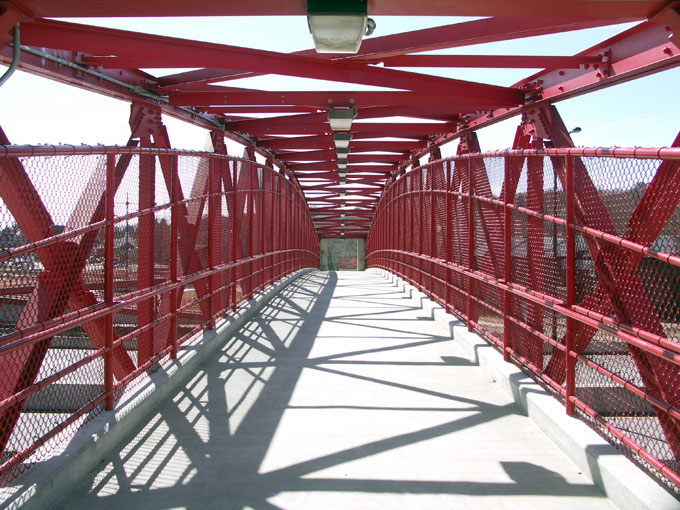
[1,16,678,153]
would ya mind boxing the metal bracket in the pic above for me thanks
[129,101,163,139]
[521,105,553,140]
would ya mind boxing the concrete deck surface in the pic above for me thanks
[53,271,617,509]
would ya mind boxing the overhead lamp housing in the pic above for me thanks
[337,161,347,170]
[328,107,357,131]
[307,0,373,54]
[333,132,352,149]
[336,148,350,160]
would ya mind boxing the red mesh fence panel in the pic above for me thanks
[366,146,680,491]
[0,143,318,486]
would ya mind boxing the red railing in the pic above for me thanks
[0,144,319,485]
[367,146,680,490]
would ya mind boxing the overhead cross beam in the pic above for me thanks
[157,14,649,89]
[8,0,663,18]
[169,90,519,109]
[19,20,524,103]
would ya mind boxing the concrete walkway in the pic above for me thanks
[54,271,617,510]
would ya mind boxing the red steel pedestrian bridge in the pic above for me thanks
[1,1,680,508]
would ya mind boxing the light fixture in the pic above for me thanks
[336,148,350,160]
[307,0,375,54]
[328,107,357,131]
[569,127,582,134]
[337,161,347,170]
[333,132,352,149]
[338,169,347,179]
[339,177,346,185]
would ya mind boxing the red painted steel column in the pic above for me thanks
[104,154,115,410]
[419,169,424,290]
[276,175,283,279]
[287,186,292,275]
[467,158,475,332]
[207,156,217,328]
[137,138,156,366]
[249,166,255,298]
[401,178,407,278]
[295,193,300,270]
[279,177,284,278]
[503,155,512,361]
[231,162,239,310]
[169,155,179,358]
[406,174,412,283]
[445,161,451,313]
[263,169,269,285]
[565,155,576,415]
[526,145,545,369]
[258,168,264,290]
[430,164,435,296]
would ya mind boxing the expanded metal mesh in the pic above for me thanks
[0,144,318,486]
[366,147,680,490]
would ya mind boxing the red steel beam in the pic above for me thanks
[0,128,137,452]
[535,105,680,461]
[224,106,460,134]
[236,122,455,137]
[290,161,396,171]
[159,14,645,89]
[261,136,425,152]
[278,149,408,162]
[0,47,294,176]
[203,106,319,114]
[19,20,524,102]
[379,54,604,68]
[414,15,680,163]
[169,90,516,109]
[10,0,663,18]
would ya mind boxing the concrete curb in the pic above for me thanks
[1,269,315,510]
[368,268,679,510]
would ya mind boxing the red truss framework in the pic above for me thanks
[1,1,680,239]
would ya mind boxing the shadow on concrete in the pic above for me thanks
[53,271,609,510]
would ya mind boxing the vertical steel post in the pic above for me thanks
[207,156,217,328]
[296,193,301,269]
[285,186,289,275]
[467,158,474,332]
[169,155,178,358]
[445,161,451,313]
[526,146,545,368]
[430,167,435,296]
[289,186,293,274]
[259,169,265,290]
[104,154,115,410]
[277,176,282,279]
[406,175,412,282]
[249,167,255,298]
[231,162,239,310]
[419,169,424,290]
[565,155,576,415]
[503,155,512,361]
[137,138,155,365]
